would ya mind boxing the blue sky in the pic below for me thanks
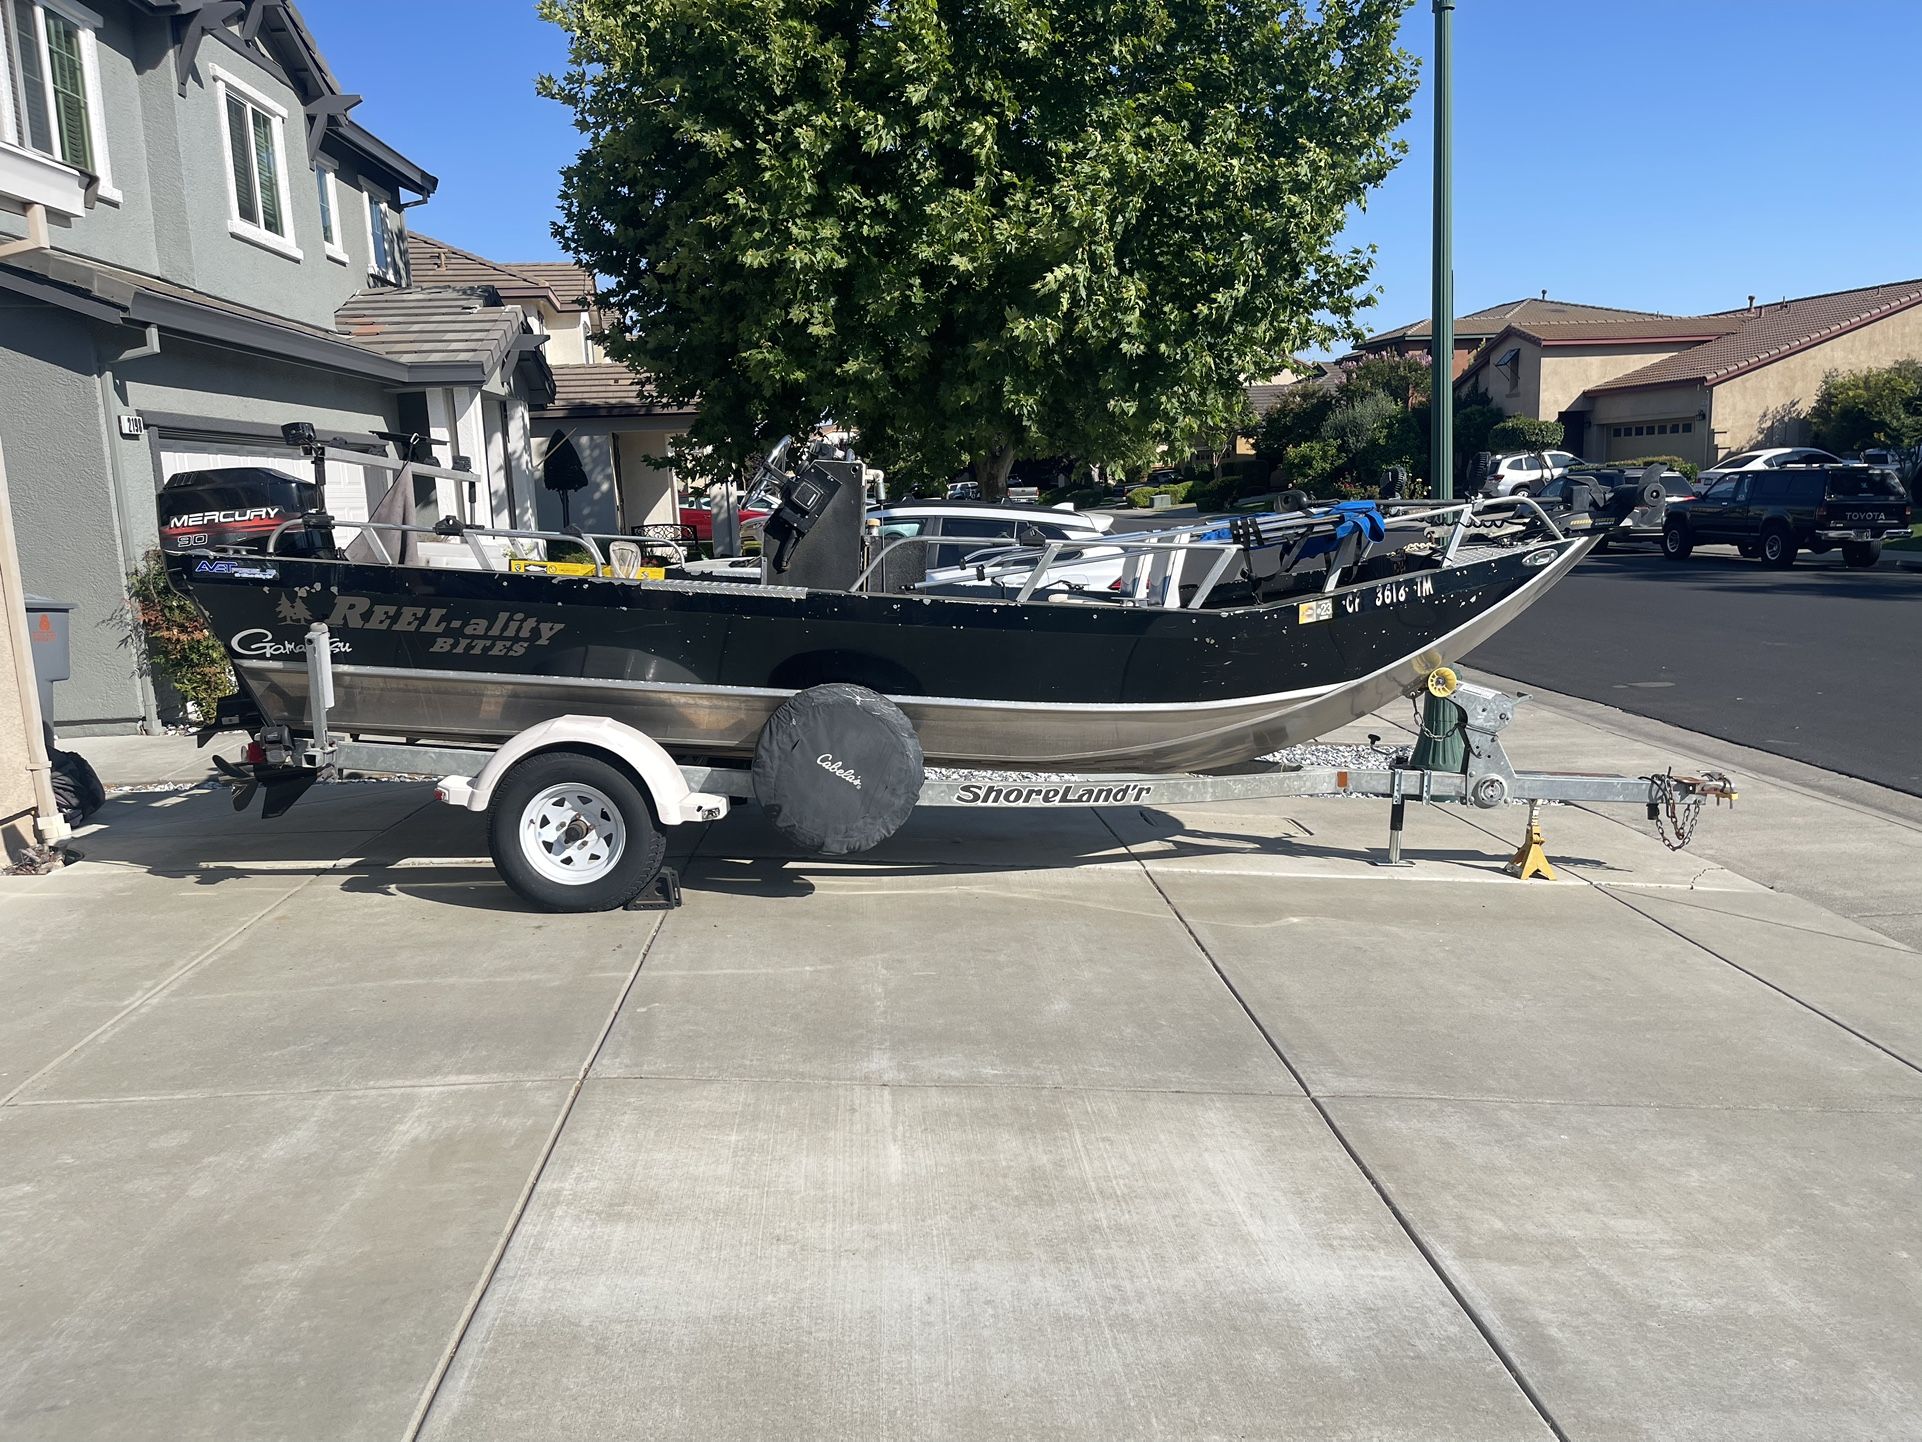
[310,0,1922,338]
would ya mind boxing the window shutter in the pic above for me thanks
[226,93,258,225]
[251,108,282,235]
[41,11,90,171]
[9,0,53,154]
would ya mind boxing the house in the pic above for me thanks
[405,232,697,535]
[0,0,555,732]
[1454,280,1922,466]
[1355,296,1679,380]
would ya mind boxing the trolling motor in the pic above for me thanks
[760,440,867,585]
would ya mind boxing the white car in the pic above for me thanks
[1478,450,1583,497]
[872,502,1130,595]
[1695,446,1840,485]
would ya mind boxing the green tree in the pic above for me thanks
[1488,416,1564,453]
[1808,361,1922,454]
[541,0,1418,498]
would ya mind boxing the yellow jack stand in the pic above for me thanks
[1505,801,1557,881]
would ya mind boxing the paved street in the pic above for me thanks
[3,696,1916,1440]
[1468,545,1922,795]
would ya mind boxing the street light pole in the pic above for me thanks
[1431,0,1455,499]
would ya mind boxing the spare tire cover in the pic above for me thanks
[752,683,924,855]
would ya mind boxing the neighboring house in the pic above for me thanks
[406,233,697,535]
[1354,296,1678,380]
[1455,280,1922,466]
[0,0,554,731]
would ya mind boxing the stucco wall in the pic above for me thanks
[0,11,385,329]
[1710,306,1922,456]
[0,303,142,728]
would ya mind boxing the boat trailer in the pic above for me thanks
[218,624,1736,910]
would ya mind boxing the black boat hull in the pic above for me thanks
[173,535,1589,772]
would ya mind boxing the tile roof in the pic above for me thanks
[1587,279,1922,392]
[1503,317,1744,345]
[536,363,696,419]
[405,233,557,304]
[335,287,527,373]
[506,261,599,312]
[1366,297,1676,345]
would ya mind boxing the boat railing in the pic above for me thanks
[262,517,676,573]
[852,493,1565,609]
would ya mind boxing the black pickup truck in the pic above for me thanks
[1661,464,1912,568]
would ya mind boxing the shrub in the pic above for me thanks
[126,549,233,720]
[1488,416,1564,453]
[1126,482,1192,509]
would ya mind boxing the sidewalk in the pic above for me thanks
[5,695,1917,1440]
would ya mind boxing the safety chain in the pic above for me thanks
[1649,769,1731,850]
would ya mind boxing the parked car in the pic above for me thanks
[677,494,771,544]
[876,502,1132,595]
[1476,450,1583,497]
[1693,447,1841,488]
[946,480,983,501]
[1661,463,1911,568]
[1538,467,1694,549]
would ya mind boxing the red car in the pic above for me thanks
[678,497,770,544]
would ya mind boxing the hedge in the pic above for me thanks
[1126,482,1193,508]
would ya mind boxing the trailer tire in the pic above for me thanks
[753,683,923,855]
[1843,540,1881,568]
[488,751,666,912]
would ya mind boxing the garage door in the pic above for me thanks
[156,442,379,525]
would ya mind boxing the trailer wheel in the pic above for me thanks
[1843,540,1881,568]
[488,751,666,912]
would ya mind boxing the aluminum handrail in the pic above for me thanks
[261,517,649,572]
[854,493,1564,608]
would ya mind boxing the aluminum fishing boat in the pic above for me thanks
[163,442,1594,774]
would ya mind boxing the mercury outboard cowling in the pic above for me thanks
[157,467,321,555]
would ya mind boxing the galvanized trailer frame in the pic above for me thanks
[236,623,1734,895]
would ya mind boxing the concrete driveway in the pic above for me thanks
[3,693,1917,1440]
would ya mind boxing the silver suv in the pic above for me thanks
[1477,450,1582,497]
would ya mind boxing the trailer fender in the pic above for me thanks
[434,715,729,825]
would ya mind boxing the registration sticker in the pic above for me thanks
[1297,598,1333,623]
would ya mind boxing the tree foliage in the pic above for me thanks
[540,0,1418,495]
[1808,361,1922,454]
[1488,416,1563,453]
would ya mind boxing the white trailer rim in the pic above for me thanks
[521,782,626,884]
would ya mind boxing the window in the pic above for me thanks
[316,167,348,263]
[366,190,403,284]
[0,0,115,195]
[213,66,298,258]
[1681,422,1693,433]
[1714,453,1759,471]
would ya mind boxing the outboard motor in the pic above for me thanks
[157,466,322,556]
[760,442,867,589]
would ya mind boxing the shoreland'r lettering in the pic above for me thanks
[953,782,1155,807]
[816,754,863,788]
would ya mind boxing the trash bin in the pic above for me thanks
[23,595,74,723]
